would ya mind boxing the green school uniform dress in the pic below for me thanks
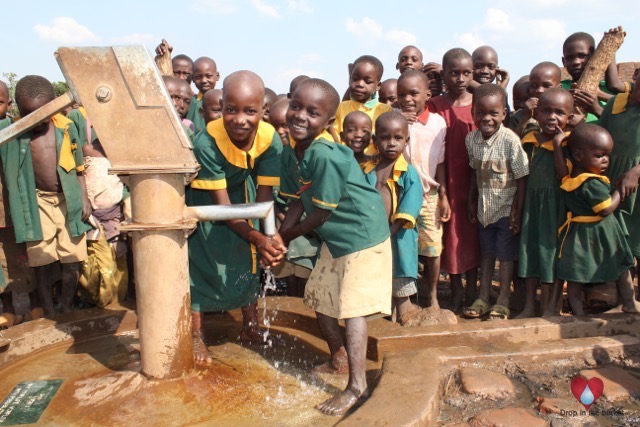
[186,94,205,134]
[599,93,640,257]
[556,174,633,283]
[280,132,389,258]
[186,119,282,312]
[518,131,569,283]
[0,117,12,289]
[362,156,423,279]
[0,114,91,244]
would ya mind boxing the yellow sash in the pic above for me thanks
[51,114,76,173]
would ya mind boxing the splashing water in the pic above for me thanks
[261,268,277,347]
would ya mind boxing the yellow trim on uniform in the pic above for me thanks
[521,131,569,152]
[51,114,77,173]
[191,178,227,190]
[612,92,630,115]
[279,191,300,199]
[76,165,85,173]
[592,197,612,213]
[78,106,88,120]
[560,173,610,192]
[207,120,275,169]
[196,93,203,101]
[624,82,631,94]
[289,130,334,149]
[312,197,338,209]
[557,212,603,258]
[392,212,416,229]
[392,154,408,181]
[361,160,376,174]
[257,176,280,187]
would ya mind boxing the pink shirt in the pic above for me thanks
[403,109,447,196]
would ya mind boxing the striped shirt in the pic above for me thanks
[465,125,529,227]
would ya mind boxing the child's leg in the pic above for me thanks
[27,290,43,320]
[60,261,82,313]
[239,302,275,345]
[567,282,585,316]
[424,256,440,309]
[314,312,348,374]
[478,258,495,304]
[316,315,368,416]
[465,267,479,303]
[286,275,299,297]
[0,292,14,315]
[296,277,308,298]
[542,280,563,317]
[33,263,57,317]
[450,273,465,313]
[495,260,514,310]
[616,269,640,313]
[191,310,212,365]
[515,278,539,319]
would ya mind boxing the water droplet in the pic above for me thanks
[580,385,595,405]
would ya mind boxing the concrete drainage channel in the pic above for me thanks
[0,298,639,426]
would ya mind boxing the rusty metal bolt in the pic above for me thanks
[95,86,112,103]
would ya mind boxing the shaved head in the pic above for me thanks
[222,70,265,100]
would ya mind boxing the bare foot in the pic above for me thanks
[622,300,640,314]
[313,347,349,375]
[514,305,536,319]
[316,388,368,416]
[193,334,212,365]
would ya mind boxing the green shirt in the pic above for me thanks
[186,94,205,134]
[280,132,389,258]
[0,114,91,243]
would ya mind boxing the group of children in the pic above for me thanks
[1,28,640,416]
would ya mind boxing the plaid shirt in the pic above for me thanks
[465,125,529,227]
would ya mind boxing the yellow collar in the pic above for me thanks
[289,130,333,149]
[51,113,73,130]
[560,173,610,192]
[362,154,408,182]
[522,130,568,150]
[78,106,88,120]
[196,93,204,101]
[612,93,630,114]
[206,119,275,169]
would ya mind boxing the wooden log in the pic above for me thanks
[154,39,173,76]
[575,27,625,94]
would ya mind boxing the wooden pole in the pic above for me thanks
[575,28,625,94]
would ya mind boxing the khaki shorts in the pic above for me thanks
[392,277,417,298]
[304,238,392,319]
[26,191,87,267]
[418,188,443,257]
[0,227,34,293]
[273,261,312,279]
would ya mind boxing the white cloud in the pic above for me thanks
[251,0,282,18]
[345,17,383,40]
[483,8,514,32]
[288,0,313,13]
[189,0,236,15]
[112,33,155,45]
[301,53,321,62]
[454,32,484,51]
[385,30,416,45]
[33,17,100,44]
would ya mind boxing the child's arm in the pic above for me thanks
[280,206,332,244]
[509,177,526,235]
[390,165,423,236]
[516,97,538,137]
[604,27,627,94]
[209,188,285,267]
[279,200,305,245]
[551,126,570,180]
[572,90,604,118]
[617,164,640,201]
[435,163,451,222]
[76,173,92,221]
[598,188,621,216]
[496,68,510,89]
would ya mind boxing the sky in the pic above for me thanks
[2,0,639,97]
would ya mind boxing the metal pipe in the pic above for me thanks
[184,202,276,236]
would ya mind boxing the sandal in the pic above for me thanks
[489,304,510,320]
[463,299,490,318]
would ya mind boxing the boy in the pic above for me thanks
[187,71,285,365]
[397,70,450,310]
[512,75,530,112]
[396,45,424,74]
[268,98,289,145]
[469,46,509,91]
[280,78,391,416]
[0,75,92,318]
[465,84,529,319]
[362,112,423,325]
[163,75,195,141]
[0,83,41,327]
[379,79,398,108]
[288,75,310,99]
[201,88,223,125]
[186,57,220,133]
[509,62,562,137]
[334,55,392,138]
[561,29,627,122]
[262,88,278,123]
[340,111,373,167]
[175,78,194,130]
[154,39,194,83]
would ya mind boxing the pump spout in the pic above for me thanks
[184,201,276,236]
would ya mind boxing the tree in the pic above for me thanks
[1,72,19,117]
[52,81,69,97]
